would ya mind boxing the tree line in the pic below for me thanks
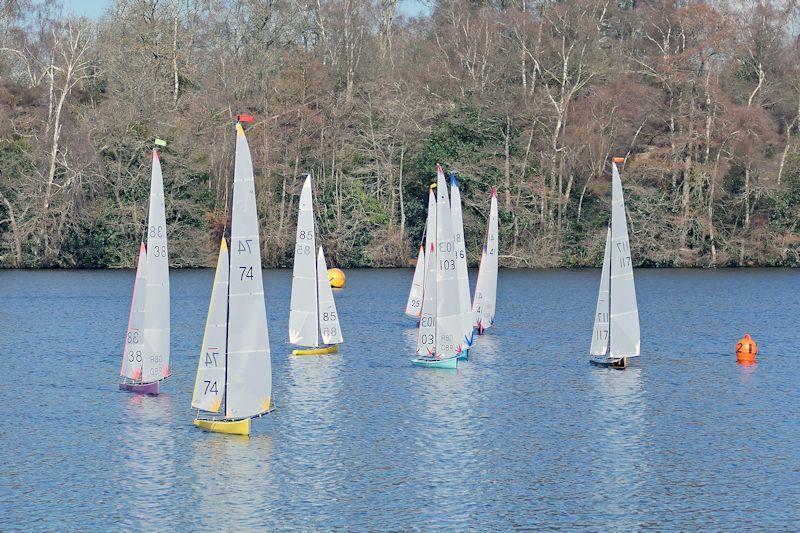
[2,0,800,269]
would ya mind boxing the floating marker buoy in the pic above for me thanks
[736,333,758,364]
[328,268,346,288]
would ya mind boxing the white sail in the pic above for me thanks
[317,247,343,345]
[226,122,272,419]
[416,188,437,357]
[404,245,425,318]
[472,188,498,330]
[289,175,319,347]
[609,162,640,358]
[433,165,464,359]
[192,239,229,412]
[449,173,473,346]
[140,148,170,384]
[590,228,611,356]
[121,242,147,380]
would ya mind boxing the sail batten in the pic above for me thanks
[289,176,319,347]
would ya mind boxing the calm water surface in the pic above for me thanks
[1,268,798,530]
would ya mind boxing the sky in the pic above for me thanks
[62,0,428,19]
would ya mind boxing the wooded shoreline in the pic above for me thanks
[3,1,800,269]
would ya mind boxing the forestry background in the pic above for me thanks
[2,0,800,268]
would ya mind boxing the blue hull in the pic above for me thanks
[411,356,458,369]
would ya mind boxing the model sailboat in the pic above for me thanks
[472,187,498,334]
[590,158,640,369]
[191,116,273,435]
[289,175,344,355]
[449,172,474,358]
[411,165,466,369]
[119,139,170,395]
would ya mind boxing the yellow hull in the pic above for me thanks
[193,417,251,436]
[292,344,339,356]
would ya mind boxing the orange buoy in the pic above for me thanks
[736,333,758,364]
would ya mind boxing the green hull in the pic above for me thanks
[411,356,458,369]
[457,350,469,361]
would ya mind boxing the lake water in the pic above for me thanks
[1,268,798,529]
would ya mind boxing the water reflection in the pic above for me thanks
[738,360,758,383]
[402,321,418,352]
[188,430,275,529]
[407,368,475,527]
[588,365,648,520]
[116,393,177,530]
[281,354,345,524]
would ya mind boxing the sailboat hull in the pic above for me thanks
[194,417,251,436]
[457,350,469,361]
[411,356,458,369]
[292,344,339,356]
[119,381,159,395]
[589,356,628,369]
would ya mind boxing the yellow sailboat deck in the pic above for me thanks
[292,344,339,356]
[194,417,251,436]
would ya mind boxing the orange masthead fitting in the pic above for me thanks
[612,157,625,164]
[237,114,254,123]
[736,333,758,365]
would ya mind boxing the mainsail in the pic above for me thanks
[317,247,343,345]
[404,245,425,318]
[121,243,147,380]
[432,165,464,359]
[140,148,170,383]
[472,188,498,331]
[289,176,319,347]
[192,239,229,413]
[609,162,640,358]
[449,172,474,347]
[225,122,272,418]
[590,228,611,356]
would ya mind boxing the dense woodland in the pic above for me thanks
[2,0,800,268]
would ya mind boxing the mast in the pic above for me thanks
[313,177,321,343]
[223,239,231,415]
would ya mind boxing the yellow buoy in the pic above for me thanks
[328,268,346,288]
